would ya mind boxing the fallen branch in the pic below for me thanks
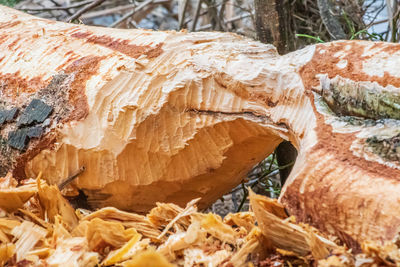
[109,0,154,28]
[19,0,94,12]
[66,0,107,22]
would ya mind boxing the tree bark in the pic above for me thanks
[317,0,346,40]
[1,6,400,250]
[253,0,297,183]
[253,0,292,54]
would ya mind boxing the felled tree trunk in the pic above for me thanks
[1,6,400,249]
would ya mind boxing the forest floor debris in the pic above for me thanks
[0,173,398,266]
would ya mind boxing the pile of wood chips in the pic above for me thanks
[0,173,398,267]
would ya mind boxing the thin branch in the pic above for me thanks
[365,3,387,26]
[179,0,190,29]
[218,0,228,31]
[82,0,169,20]
[66,0,107,22]
[50,0,73,16]
[191,0,202,31]
[109,0,153,28]
[20,0,93,12]
[82,3,137,19]
[198,12,252,31]
[203,0,221,30]
[369,19,388,27]
[58,166,86,190]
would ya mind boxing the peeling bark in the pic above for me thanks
[1,6,400,250]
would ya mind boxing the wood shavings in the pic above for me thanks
[249,189,333,258]
[11,221,47,262]
[0,174,396,266]
[37,180,78,229]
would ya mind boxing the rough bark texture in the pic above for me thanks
[317,0,346,40]
[253,0,291,54]
[1,6,400,250]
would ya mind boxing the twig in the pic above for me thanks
[218,0,228,31]
[224,0,235,29]
[198,12,252,31]
[130,20,138,28]
[20,0,93,12]
[179,0,190,29]
[50,0,73,16]
[203,0,221,30]
[82,3,137,19]
[369,19,388,26]
[236,183,248,212]
[191,0,202,31]
[66,0,107,22]
[391,9,400,42]
[109,0,153,28]
[82,0,169,20]
[58,166,86,190]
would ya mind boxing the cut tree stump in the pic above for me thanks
[1,6,400,249]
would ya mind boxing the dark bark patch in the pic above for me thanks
[8,129,30,151]
[17,99,53,127]
[0,107,18,125]
[7,126,45,151]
